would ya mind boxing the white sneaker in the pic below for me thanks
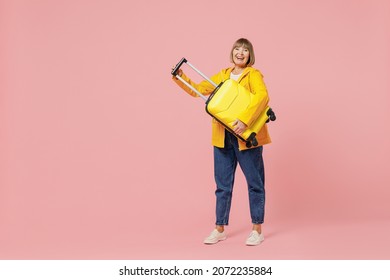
[245,230,264,246]
[204,229,227,244]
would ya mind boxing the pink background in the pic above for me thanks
[1,0,389,259]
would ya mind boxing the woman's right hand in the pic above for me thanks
[172,65,183,76]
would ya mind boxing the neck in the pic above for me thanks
[233,65,246,74]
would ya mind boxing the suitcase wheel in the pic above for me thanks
[267,108,276,122]
[246,133,258,148]
[251,137,258,147]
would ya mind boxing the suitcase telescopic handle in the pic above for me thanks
[171,57,219,102]
[171,58,218,88]
[171,57,187,76]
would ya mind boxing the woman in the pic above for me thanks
[173,38,271,246]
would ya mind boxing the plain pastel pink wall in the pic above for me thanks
[1,0,389,259]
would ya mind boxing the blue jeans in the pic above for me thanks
[214,130,265,225]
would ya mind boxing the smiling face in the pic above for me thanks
[230,38,255,67]
[232,45,250,68]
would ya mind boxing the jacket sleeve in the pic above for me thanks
[238,70,269,127]
[172,71,222,98]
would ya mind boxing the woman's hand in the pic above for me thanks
[172,67,183,78]
[232,119,247,135]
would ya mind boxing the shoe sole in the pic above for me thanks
[246,238,264,246]
[204,236,227,245]
[246,235,265,246]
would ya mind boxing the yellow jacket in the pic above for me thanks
[173,66,271,150]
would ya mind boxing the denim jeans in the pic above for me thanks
[214,130,265,225]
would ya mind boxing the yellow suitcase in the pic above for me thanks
[172,58,276,148]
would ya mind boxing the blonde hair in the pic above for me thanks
[230,38,255,67]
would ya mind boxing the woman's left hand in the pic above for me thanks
[232,119,247,135]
